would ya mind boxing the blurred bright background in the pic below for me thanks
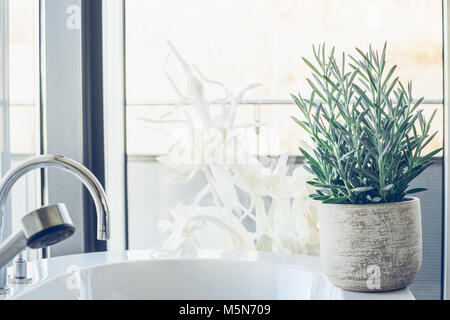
[125,0,443,156]
[9,0,443,157]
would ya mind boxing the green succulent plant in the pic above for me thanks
[292,43,442,204]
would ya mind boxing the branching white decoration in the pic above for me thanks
[143,42,319,255]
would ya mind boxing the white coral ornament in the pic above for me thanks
[149,42,319,255]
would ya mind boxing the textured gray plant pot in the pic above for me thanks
[319,197,422,292]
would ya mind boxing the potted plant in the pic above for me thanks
[291,43,442,292]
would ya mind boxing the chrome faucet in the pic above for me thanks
[0,155,111,294]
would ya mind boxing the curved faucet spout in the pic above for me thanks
[0,155,110,240]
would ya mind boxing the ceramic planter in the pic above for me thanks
[319,197,422,292]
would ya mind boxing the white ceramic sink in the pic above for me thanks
[6,250,414,300]
[13,259,337,300]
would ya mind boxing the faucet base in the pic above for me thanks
[0,287,10,295]
[9,275,32,284]
[8,254,32,284]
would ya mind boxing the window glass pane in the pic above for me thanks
[126,0,442,102]
[8,0,38,242]
[9,0,35,104]
[127,104,258,155]
[10,105,36,154]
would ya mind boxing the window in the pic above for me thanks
[124,0,444,299]
[2,0,39,248]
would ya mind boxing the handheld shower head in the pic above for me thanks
[0,204,75,269]
[22,204,75,249]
